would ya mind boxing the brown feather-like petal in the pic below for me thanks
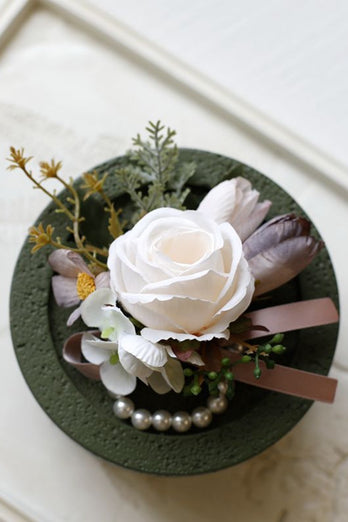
[250,236,324,296]
[243,214,311,260]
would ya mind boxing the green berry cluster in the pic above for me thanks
[181,333,286,397]
[240,333,286,379]
[183,357,235,399]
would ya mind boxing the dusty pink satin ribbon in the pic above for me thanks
[63,331,100,380]
[245,297,338,339]
[63,298,339,403]
[232,357,337,403]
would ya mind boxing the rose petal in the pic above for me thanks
[100,361,136,395]
[136,211,224,279]
[121,294,217,333]
[216,257,254,316]
[51,275,80,307]
[141,327,229,343]
[117,297,185,332]
[215,222,244,304]
[140,269,227,301]
[109,238,149,294]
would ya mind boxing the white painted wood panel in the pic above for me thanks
[91,0,348,171]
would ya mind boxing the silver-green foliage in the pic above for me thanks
[114,121,196,224]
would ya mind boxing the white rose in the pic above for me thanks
[108,208,254,343]
[197,177,271,241]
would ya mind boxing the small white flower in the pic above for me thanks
[81,333,140,395]
[80,288,184,395]
[48,249,110,326]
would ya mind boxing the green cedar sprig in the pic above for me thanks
[113,121,196,224]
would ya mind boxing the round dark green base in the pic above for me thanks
[10,149,339,475]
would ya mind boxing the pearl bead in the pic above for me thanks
[131,409,152,430]
[172,411,192,432]
[192,407,212,428]
[113,397,134,419]
[207,395,229,414]
[217,381,228,395]
[152,410,172,432]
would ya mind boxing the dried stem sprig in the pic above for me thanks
[28,224,109,262]
[7,122,193,266]
[7,147,107,270]
[81,171,123,240]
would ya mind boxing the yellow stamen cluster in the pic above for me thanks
[76,272,96,300]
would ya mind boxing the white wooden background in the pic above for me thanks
[98,0,348,169]
[1,2,348,521]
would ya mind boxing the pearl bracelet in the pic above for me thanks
[113,381,229,433]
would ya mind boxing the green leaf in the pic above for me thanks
[168,161,196,193]
[113,122,196,223]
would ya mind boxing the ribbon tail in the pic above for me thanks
[233,359,337,403]
[245,298,338,340]
[63,331,101,381]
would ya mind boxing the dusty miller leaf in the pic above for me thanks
[168,161,196,194]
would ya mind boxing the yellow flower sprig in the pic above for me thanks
[81,171,124,239]
[28,223,55,253]
[7,147,109,271]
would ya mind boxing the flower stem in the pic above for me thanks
[56,174,107,269]
[22,166,75,221]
